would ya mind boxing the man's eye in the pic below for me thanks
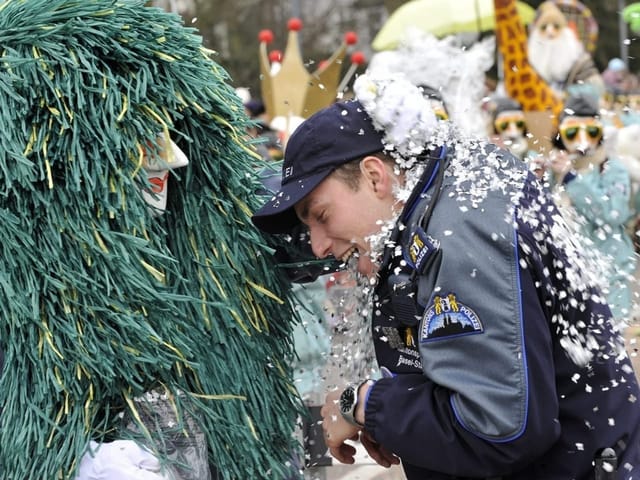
[315,211,327,224]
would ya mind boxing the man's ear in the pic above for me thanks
[360,155,393,197]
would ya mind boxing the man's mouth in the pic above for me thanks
[339,246,358,265]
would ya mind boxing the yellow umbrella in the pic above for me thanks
[373,0,536,51]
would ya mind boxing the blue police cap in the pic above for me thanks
[252,100,385,234]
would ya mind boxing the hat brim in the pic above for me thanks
[251,167,334,234]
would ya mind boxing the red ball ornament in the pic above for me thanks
[258,29,274,44]
[288,18,303,31]
[351,51,366,65]
[344,31,358,45]
[269,50,283,63]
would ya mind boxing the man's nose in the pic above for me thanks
[309,227,332,259]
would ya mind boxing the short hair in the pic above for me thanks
[332,152,395,190]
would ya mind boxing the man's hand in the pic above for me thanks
[321,387,400,468]
[360,430,400,468]
[320,389,361,464]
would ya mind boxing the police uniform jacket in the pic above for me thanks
[364,144,640,479]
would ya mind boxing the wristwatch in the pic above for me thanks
[339,383,364,427]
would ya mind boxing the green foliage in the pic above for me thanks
[0,0,303,478]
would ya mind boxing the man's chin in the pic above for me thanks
[356,256,376,278]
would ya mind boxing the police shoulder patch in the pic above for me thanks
[420,293,483,342]
[405,227,438,272]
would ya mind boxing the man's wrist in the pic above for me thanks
[354,380,375,426]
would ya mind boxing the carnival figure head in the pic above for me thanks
[553,92,604,161]
[492,97,529,159]
[528,2,585,86]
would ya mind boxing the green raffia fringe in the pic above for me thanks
[0,0,303,478]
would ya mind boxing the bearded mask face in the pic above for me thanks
[528,24,584,86]
[141,136,189,214]
[532,14,565,40]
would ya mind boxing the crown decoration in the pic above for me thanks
[258,18,365,122]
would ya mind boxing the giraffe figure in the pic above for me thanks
[493,0,563,126]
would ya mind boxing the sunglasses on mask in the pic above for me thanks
[559,122,603,142]
[494,117,526,133]
[428,103,448,121]
[434,109,448,121]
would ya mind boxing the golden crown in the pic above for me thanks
[258,18,365,122]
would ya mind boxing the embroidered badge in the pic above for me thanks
[284,165,294,179]
[405,227,438,273]
[420,293,483,342]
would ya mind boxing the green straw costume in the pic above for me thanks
[0,0,302,478]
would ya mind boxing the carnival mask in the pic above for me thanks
[494,111,528,158]
[141,135,189,214]
[559,117,603,156]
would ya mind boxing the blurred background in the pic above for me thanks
[147,0,638,96]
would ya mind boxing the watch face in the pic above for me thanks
[340,386,356,413]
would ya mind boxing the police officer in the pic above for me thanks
[251,73,640,480]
